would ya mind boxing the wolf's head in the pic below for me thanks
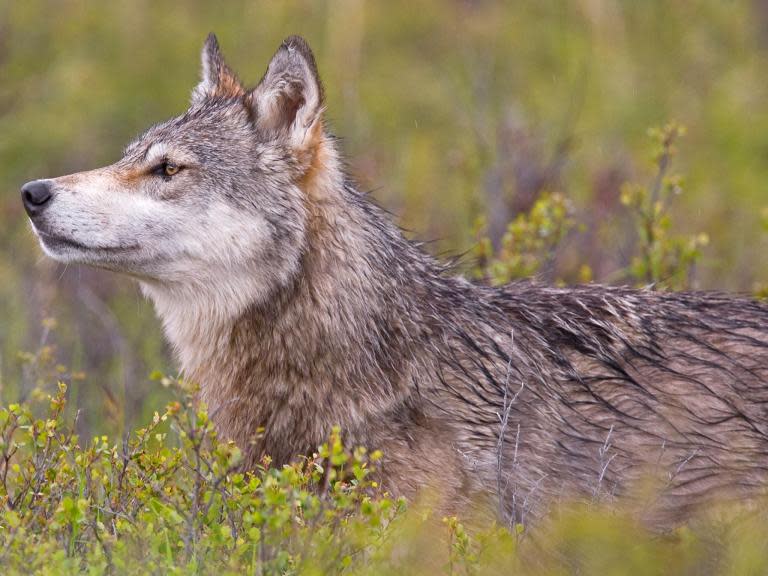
[22,35,334,315]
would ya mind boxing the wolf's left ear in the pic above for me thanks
[191,33,244,105]
[246,36,324,149]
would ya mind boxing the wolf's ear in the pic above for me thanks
[246,36,324,149]
[191,33,244,105]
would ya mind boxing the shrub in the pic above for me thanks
[471,191,575,285]
[0,380,403,574]
[619,123,709,290]
[4,383,768,574]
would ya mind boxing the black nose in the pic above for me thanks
[21,180,53,216]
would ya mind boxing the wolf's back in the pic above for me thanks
[425,282,768,524]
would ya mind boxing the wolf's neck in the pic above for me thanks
[143,146,442,461]
[141,266,265,379]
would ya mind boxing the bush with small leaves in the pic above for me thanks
[620,123,709,290]
[472,192,575,285]
[0,379,406,574]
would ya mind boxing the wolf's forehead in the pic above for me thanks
[122,104,249,159]
[122,124,196,164]
[123,120,175,158]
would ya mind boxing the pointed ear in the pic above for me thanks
[191,33,244,105]
[246,36,324,148]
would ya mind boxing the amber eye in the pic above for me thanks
[164,162,180,176]
[152,161,182,178]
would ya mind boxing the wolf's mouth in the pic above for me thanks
[37,230,139,254]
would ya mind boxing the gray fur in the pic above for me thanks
[23,35,768,527]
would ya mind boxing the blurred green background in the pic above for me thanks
[0,1,767,437]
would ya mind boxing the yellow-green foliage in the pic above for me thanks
[619,123,709,290]
[4,340,768,575]
[3,381,768,575]
[0,381,402,575]
[473,123,728,291]
[472,192,575,285]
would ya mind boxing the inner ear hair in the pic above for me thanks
[247,36,324,144]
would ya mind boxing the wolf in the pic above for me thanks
[21,34,768,526]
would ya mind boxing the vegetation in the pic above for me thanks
[2,2,768,573]
[0,380,401,575]
[472,122,714,290]
[4,372,768,574]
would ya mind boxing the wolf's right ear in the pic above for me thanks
[191,33,244,105]
[246,36,324,150]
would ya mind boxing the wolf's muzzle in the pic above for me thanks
[21,180,53,217]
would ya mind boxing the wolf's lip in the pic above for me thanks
[37,231,139,253]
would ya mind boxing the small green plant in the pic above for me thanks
[620,123,709,290]
[472,192,575,285]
